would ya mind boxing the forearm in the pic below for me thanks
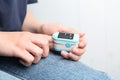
[22,9,44,33]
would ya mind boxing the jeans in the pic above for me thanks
[0,51,114,80]
[0,70,21,80]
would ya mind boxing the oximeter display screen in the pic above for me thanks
[58,32,74,39]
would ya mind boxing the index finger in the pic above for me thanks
[42,34,53,43]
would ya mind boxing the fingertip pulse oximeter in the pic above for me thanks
[52,32,80,52]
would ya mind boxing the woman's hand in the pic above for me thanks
[21,10,86,61]
[40,23,87,61]
[0,32,52,66]
[61,33,86,61]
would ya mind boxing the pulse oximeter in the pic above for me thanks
[52,32,80,52]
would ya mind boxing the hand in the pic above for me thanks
[0,32,52,66]
[39,23,79,35]
[61,33,87,61]
[40,23,87,61]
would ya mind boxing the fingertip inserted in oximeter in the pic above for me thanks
[52,32,79,52]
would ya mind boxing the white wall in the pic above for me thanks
[28,0,120,79]
[28,0,80,30]
[79,0,120,80]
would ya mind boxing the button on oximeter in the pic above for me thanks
[65,43,71,48]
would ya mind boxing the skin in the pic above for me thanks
[0,10,87,67]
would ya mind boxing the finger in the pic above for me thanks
[26,42,43,63]
[19,59,32,67]
[49,42,54,50]
[43,35,54,50]
[79,34,87,48]
[78,38,87,48]
[55,24,78,34]
[43,35,53,43]
[39,34,53,43]
[31,34,50,57]
[78,41,86,48]
[79,33,85,37]
[14,48,34,67]
[61,51,69,59]
[62,28,79,34]
[39,40,49,57]
[69,52,80,61]
[71,48,85,56]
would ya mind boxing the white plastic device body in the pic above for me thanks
[52,32,80,52]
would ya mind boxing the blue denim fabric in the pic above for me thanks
[0,52,114,80]
[0,70,21,80]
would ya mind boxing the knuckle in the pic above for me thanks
[16,32,33,48]
[32,48,43,60]
[36,49,43,57]
[19,32,31,42]
[42,24,47,28]
[42,40,49,45]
